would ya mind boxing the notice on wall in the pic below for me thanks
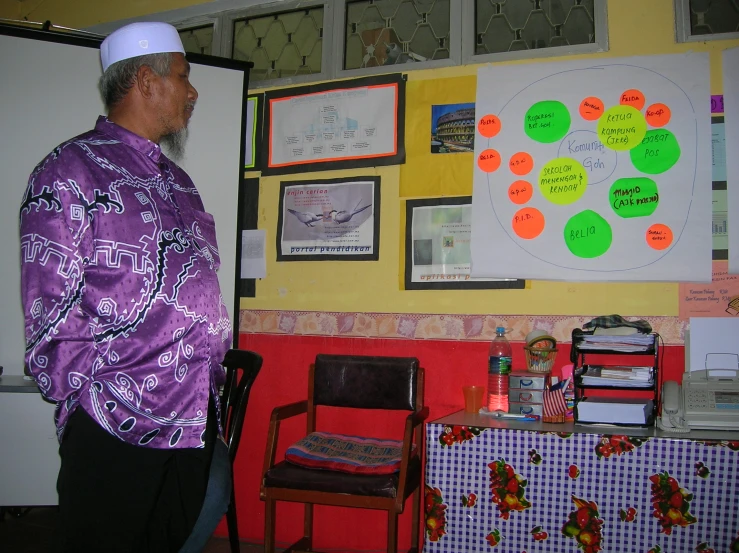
[262,75,404,175]
[712,117,728,258]
[470,54,711,282]
[724,47,739,274]
[679,261,739,318]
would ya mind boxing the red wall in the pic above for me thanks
[219,333,684,550]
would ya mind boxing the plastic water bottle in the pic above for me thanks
[487,326,512,412]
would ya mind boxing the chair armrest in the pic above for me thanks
[407,406,429,428]
[260,400,308,499]
[271,400,308,422]
[394,406,430,508]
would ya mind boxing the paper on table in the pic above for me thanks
[240,229,266,279]
[724,47,739,274]
[688,317,739,376]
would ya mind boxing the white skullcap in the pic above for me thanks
[100,22,185,72]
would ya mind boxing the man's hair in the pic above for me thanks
[99,52,174,110]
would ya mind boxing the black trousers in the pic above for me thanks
[57,407,216,553]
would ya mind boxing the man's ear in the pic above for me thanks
[135,64,157,99]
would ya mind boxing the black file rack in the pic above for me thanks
[570,329,660,427]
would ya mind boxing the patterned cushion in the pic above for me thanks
[285,432,412,475]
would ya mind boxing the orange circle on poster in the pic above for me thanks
[478,149,501,172]
[579,96,604,121]
[645,103,671,127]
[512,207,545,239]
[508,180,533,204]
[478,114,502,138]
[509,152,534,175]
[646,223,673,250]
[620,89,645,110]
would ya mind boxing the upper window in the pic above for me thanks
[344,0,451,69]
[474,0,596,54]
[232,7,324,83]
[675,0,739,42]
[178,24,215,56]
[115,0,607,88]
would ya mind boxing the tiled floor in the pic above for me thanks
[0,507,268,553]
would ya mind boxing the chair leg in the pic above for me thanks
[226,488,240,553]
[303,503,314,550]
[410,487,420,553]
[387,511,399,553]
[264,498,276,553]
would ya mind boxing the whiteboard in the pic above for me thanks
[0,27,248,376]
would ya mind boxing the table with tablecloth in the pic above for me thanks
[424,411,739,553]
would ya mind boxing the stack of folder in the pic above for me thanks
[577,333,654,352]
[576,397,654,425]
[579,365,654,388]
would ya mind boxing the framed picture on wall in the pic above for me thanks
[243,93,263,171]
[235,177,261,298]
[405,196,525,290]
[261,74,405,175]
[276,176,380,261]
[711,115,728,260]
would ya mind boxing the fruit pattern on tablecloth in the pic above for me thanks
[561,495,605,553]
[489,458,532,519]
[424,484,448,542]
[438,425,484,447]
[648,471,697,535]
[594,434,649,458]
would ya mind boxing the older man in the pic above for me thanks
[20,22,231,552]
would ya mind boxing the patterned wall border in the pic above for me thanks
[239,310,687,345]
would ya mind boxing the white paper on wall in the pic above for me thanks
[470,54,712,282]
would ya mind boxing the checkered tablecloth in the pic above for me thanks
[424,424,739,552]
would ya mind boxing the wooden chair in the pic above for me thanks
[261,354,428,553]
[220,349,263,553]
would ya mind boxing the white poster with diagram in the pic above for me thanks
[470,54,711,282]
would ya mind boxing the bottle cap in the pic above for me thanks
[496,326,505,333]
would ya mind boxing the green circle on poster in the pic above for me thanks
[609,177,659,218]
[564,210,612,258]
[630,129,681,174]
[597,105,647,151]
[524,101,571,143]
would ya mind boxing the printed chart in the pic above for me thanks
[470,54,712,282]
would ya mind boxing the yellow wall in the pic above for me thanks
[8,0,739,317]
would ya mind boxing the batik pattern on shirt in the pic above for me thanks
[19,116,232,449]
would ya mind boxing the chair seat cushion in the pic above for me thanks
[285,432,413,475]
[264,455,422,498]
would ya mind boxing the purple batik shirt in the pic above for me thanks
[20,116,232,449]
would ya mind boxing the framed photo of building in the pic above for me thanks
[431,103,475,154]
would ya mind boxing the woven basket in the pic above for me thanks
[524,346,558,374]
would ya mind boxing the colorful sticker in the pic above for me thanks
[539,158,588,205]
[564,210,612,258]
[524,100,571,143]
[609,177,659,218]
[597,105,647,151]
[630,129,681,174]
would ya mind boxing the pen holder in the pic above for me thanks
[524,345,558,374]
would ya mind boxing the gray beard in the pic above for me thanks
[160,127,189,162]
